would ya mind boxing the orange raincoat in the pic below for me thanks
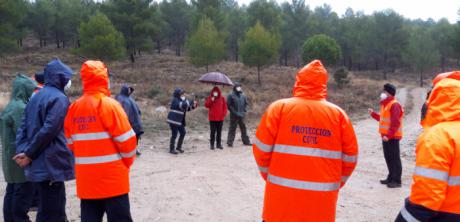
[253,60,358,222]
[64,61,137,199]
[396,72,460,221]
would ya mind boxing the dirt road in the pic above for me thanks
[0,88,426,221]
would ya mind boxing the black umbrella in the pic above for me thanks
[198,72,234,86]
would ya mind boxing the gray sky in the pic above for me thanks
[237,0,459,23]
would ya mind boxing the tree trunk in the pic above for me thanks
[40,39,43,48]
[206,64,209,72]
[62,41,66,48]
[284,55,288,66]
[348,57,352,70]
[257,65,261,86]
[234,45,239,62]
[138,49,141,56]
[441,55,446,72]
[157,40,161,54]
[419,71,424,87]
[55,33,60,48]
[77,39,80,48]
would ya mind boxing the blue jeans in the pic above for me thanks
[36,181,67,222]
[169,125,186,150]
[3,182,35,222]
[81,194,132,222]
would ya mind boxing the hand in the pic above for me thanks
[382,136,389,142]
[13,153,32,168]
[368,108,374,115]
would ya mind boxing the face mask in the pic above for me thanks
[380,93,388,101]
[64,80,72,91]
[180,96,186,101]
[213,92,218,97]
[236,87,242,92]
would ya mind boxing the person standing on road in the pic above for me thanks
[115,85,144,156]
[253,60,358,222]
[15,59,75,222]
[205,86,227,150]
[64,61,137,222]
[368,83,404,188]
[226,83,251,147]
[395,71,460,221]
[167,88,198,154]
[1,74,37,222]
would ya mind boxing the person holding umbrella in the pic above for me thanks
[205,86,227,150]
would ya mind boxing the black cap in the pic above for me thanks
[384,83,396,96]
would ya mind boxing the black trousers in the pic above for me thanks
[382,139,402,184]
[81,194,133,222]
[36,181,67,222]
[3,182,35,222]
[170,125,186,150]
[227,115,250,145]
[210,121,223,146]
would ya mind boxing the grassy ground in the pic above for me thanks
[0,48,413,135]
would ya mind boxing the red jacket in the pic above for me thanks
[205,87,227,121]
[371,96,403,139]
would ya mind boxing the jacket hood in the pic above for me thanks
[120,84,130,96]
[432,71,460,86]
[293,60,328,100]
[81,60,110,96]
[210,86,222,97]
[422,74,460,128]
[173,88,185,98]
[44,59,74,90]
[12,74,37,103]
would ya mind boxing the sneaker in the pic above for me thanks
[387,182,402,188]
[380,179,389,184]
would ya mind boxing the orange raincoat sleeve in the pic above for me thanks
[253,101,283,180]
[409,128,451,211]
[64,109,75,152]
[100,98,137,168]
[339,110,358,187]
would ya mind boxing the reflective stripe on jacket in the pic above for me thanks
[253,60,358,222]
[396,75,460,222]
[379,99,403,137]
[64,61,137,199]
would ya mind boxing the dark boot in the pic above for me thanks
[169,141,178,155]
[210,143,215,150]
[176,136,185,153]
[216,143,223,149]
[387,182,402,188]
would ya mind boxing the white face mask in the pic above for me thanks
[236,87,242,92]
[213,92,218,97]
[180,96,186,101]
[380,93,388,101]
[64,80,72,91]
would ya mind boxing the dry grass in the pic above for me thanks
[0,48,418,133]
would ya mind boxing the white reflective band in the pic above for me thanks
[167,119,182,125]
[120,149,137,158]
[414,166,449,182]
[274,145,342,160]
[342,154,357,163]
[72,132,110,141]
[448,176,460,186]
[400,206,420,222]
[254,137,274,152]
[258,166,268,173]
[75,153,121,165]
[170,110,184,115]
[179,102,183,109]
[66,138,73,145]
[341,176,349,183]
[268,174,340,191]
[114,129,135,143]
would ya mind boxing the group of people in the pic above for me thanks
[0,59,138,222]
[166,83,252,155]
[252,60,460,222]
[0,57,459,222]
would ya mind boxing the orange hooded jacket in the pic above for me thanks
[253,60,358,222]
[64,61,137,199]
[396,72,460,221]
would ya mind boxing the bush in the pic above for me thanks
[334,67,350,88]
[147,87,160,99]
[301,34,341,66]
[77,12,126,60]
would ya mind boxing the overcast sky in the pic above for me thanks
[237,0,459,23]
